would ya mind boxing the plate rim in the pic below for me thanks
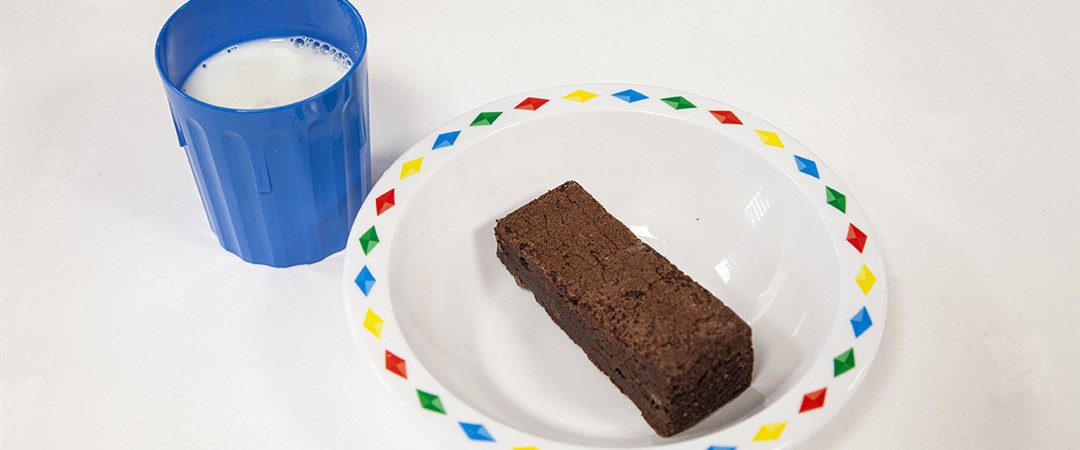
[341,83,888,449]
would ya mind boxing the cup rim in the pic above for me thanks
[154,0,368,113]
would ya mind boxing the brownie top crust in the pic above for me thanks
[494,181,752,379]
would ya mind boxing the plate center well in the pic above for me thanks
[389,110,841,446]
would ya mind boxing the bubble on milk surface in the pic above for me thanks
[183,36,358,109]
[291,36,352,70]
[216,36,354,71]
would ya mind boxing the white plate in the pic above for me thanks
[342,84,886,449]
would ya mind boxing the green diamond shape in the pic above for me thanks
[825,186,847,213]
[834,348,856,377]
[660,96,696,110]
[359,226,380,255]
[470,111,503,126]
[417,390,446,414]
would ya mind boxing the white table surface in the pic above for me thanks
[2,0,1078,448]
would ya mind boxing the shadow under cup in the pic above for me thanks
[155,0,370,267]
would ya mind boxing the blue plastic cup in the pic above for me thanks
[155,0,370,267]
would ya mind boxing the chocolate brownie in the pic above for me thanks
[494,181,753,437]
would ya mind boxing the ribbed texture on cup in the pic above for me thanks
[174,61,370,267]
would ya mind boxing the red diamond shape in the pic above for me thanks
[375,189,395,216]
[710,110,743,125]
[847,223,867,253]
[800,387,827,413]
[514,97,550,111]
[385,350,407,379]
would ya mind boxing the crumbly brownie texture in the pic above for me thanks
[494,181,754,437]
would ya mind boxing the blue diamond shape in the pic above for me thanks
[354,266,375,296]
[432,130,461,150]
[794,155,820,178]
[707,447,737,450]
[458,422,495,442]
[851,306,873,338]
[612,89,648,103]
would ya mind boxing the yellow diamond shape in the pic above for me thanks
[400,157,423,180]
[563,89,598,103]
[363,309,384,338]
[752,422,787,442]
[755,130,784,148]
[856,265,877,295]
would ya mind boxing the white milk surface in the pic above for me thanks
[181,37,352,109]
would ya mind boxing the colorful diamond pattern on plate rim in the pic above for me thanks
[826,186,847,213]
[851,306,873,338]
[612,89,648,103]
[470,112,502,126]
[459,422,496,442]
[800,388,827,413]
[515,97,549,111]
[362,309,383,339]
[710,110,742,124]
[417,389,447,414]
[358,226,379,255]
[660,96,696,110]
[354,266,375,296]
[752,422,787,441]
[847,223,868,252]
[834,348,856,377]
[375,189,395,215]
[400,157,423,180]
[855,264,876,294]
[755,129,784,148]
[794,155,820,178]
[432,130,461,150]
[352,87,882,448]
[563,89,598,103]
[385,350,407,379]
